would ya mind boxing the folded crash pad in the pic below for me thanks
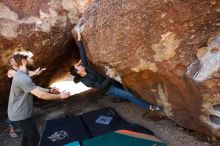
[39,116,90,146]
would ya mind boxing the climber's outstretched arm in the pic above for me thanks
[76,32,89,68]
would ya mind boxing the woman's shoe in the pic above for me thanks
[149,105,162,112]
[9,131,19,138]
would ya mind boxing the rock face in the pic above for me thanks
[1,0,220,138]
[76,0,220,137]
[0,0,93,104]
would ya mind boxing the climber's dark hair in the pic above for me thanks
[70,66,81,83]
[73,75,81,84]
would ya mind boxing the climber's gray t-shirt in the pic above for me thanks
[8,70,37,121]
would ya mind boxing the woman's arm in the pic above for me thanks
[77,32,89,68]
[29,67,46,77]
[7,69,16,78]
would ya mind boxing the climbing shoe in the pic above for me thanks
[149,105,162,112]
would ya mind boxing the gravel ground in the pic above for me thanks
[0,91,219,146]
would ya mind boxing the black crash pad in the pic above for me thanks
[39,116,90,146]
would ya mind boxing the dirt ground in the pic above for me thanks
[0,91,219,146]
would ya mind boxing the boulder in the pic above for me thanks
[78,0,220,137]
[1,0,220,138]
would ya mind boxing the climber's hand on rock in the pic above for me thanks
[71,28,81,41]
[73,26,81,41]
[77,31,81,41]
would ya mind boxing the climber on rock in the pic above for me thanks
[70,30,162,112]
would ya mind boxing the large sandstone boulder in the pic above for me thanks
[1,0,220,138]
[76,0,220,138]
